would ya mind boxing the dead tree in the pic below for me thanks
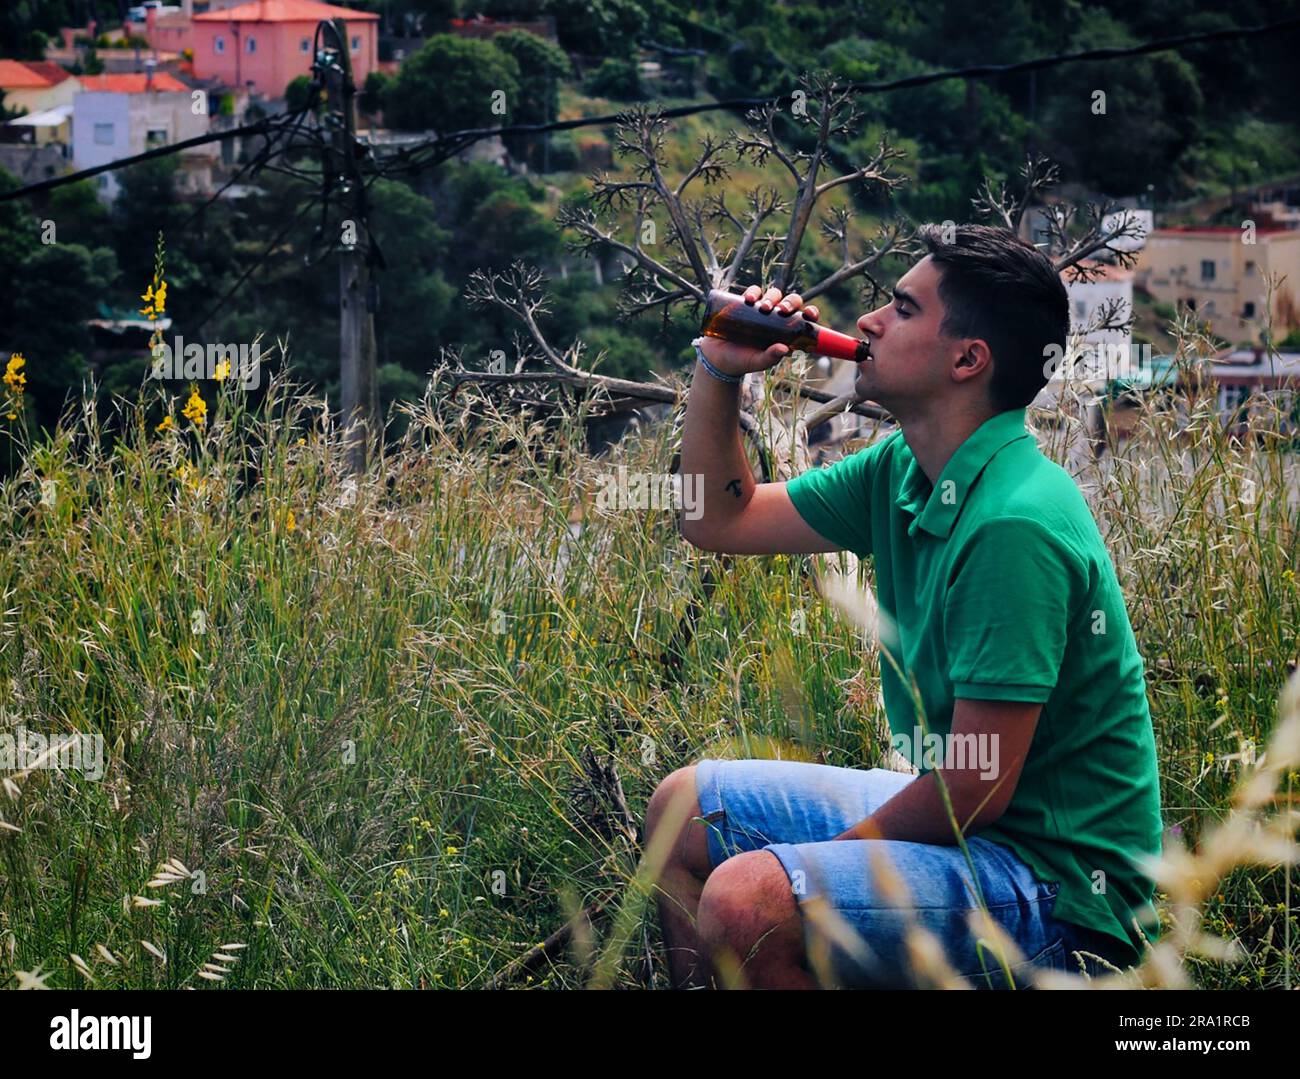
[448,71,914,482]
[443,72,1152,682]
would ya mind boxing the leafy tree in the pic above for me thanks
[0,168,118,436]
[1039,12,1204,195]
[543,0,647,57]
[359,71,392,118]
[492,30,571,127]
[368,180,456,369]
[0,89,25,122]
[384,35,521,131]
[285,74,319,115]
[584,58,645,101]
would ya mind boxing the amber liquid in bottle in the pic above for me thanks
[699,289,871,362]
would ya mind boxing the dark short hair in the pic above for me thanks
[915,223,1069,411]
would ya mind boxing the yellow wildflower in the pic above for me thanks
[181,387,206,427]
[445,845,459,856]
[156,414,174,433]
[3,353,26,393]
[214,360,230,381]
[285,509,297,533]
[154,280,167,314]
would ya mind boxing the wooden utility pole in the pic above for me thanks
[322,18,378,474]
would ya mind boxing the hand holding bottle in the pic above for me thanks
[694,285,822,378]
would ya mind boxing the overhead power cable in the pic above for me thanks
[0,108,309,203]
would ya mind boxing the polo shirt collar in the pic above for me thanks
[894,408,1031,539]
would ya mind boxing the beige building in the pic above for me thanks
[1135,225,1300,341]
[0,60,80,115]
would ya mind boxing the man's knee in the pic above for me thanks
[645,765,712,879]
[696,850,800,957]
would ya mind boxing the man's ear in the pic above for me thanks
[952,339,993,385]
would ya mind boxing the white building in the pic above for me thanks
[1058,259,1135,387]
[72,71,213,201]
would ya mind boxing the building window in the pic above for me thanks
[1243,302,1256,318]
[215,35,225,53]
[1073,299,1087,320]
[146,128,168,146]
[1245,260,1256,276]
[1218,384,1250,415]
[351,35,360,51]
[247,35,256,53]
[1200,259,1216,281]
[93,122,115,145]
[300,37,310,52]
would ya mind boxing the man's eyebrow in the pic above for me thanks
[893,286,921,311]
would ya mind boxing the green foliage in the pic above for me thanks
[2,350,1299,988]
[285,75,318,115]
[359,70,392,117]
[544,0,648,57]
[492,29,572,126]
[368,180,456,368]
[584,57,645,101]
[0,89,25,122]
[0,170,118,434]
[1039,14,1204,196]
[384,34,521,131]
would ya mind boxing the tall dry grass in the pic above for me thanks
[0,318,1296,988]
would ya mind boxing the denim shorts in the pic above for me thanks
[693,757,1134,989]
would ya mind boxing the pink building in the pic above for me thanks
[191,0,379,98]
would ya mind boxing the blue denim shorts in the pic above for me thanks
[694,757,1132,988]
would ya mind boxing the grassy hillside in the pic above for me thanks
[1,323,1297,988]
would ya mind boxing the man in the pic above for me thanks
[644,224,1163,989]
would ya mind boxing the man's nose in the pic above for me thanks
[858,307,885,336]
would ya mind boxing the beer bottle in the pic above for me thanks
[699,289,871,363]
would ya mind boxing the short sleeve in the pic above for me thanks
[785,436,894,559]
[944,517,1084,702]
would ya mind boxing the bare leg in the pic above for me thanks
[697,850,817,989]
[644,766,717,988]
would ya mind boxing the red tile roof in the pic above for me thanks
[78,73,190,93]
[194,0,379,22]
[0,59,74,89]
[20,61,73,86]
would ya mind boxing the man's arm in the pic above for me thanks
[831,698,1042,843]
[679,286,842,556]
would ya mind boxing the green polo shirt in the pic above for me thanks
[786,407,1163,963]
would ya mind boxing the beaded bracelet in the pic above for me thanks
[693,341,745,385]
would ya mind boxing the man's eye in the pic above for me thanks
[894,300,910,318]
